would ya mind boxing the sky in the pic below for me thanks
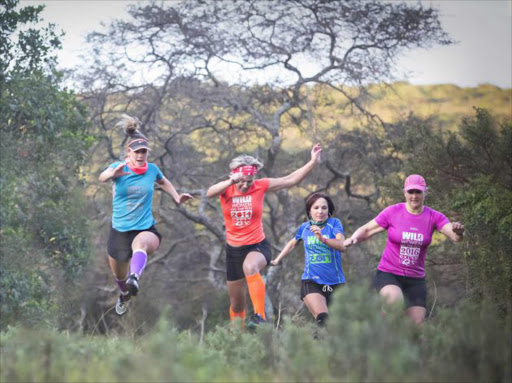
[22,0,512,89]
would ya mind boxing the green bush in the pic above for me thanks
[2,285,510,382]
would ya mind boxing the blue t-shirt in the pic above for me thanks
[295,218,345,285]
[108,162,163,231]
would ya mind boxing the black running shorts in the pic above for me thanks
[373,270,427,308]
[225,238,272,281]
[300,280,343,306]
[107,225,161,262]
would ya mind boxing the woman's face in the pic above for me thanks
[309,197,329,222]
[128,148,148,166]
[234,176,255,193]
[404,189,425,210]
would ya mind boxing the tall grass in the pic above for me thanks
[1,285,510,382]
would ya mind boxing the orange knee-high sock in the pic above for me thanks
[229,306,246,322]
[246,273,266,319]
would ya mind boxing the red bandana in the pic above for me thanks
[231,165,258,177]
[127,161,148,175]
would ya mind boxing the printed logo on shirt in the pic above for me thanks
[231,195,253,227]
[309,253,332,264]
[399,231,424,266]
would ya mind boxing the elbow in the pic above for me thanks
[206,189,216,198]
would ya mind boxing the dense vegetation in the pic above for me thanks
[1,0,93,330]
[2,286,510,382]
[1,1,511,382]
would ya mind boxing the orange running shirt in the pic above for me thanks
[220,178,270,247]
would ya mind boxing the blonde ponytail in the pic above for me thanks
[115,114,141,136]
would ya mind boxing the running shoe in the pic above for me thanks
[247,313,266,330]
[115,293,131,316]
[126,274,139,296]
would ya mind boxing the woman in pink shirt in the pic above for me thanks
[344,175,465,324]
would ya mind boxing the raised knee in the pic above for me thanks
[243,264,259,276]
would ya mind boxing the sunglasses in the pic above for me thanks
[407,189,423,195]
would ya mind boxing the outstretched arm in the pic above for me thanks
[156,177,193,204]
[344,219,385,247]
[271,238,299,265]
[267,144,322,192]
[440,222,465,243]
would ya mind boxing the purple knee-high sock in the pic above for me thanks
[130,250,147,278]
[116,277,128,295]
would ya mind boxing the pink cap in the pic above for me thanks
[404,174,427,191]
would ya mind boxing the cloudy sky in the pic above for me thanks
[24,0,512,88]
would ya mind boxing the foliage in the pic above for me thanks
[0,0,62,76]
[0,0,93,330]
[1,285,510,382]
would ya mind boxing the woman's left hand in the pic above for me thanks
[310,225,324,241]
[452,222,465,236]
[178,193,194,204]
[311,144,322,164]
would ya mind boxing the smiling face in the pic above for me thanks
[404,189,425,212]
[128,148,148,167]
[309,197,329,222]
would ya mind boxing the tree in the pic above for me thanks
[0,0,93,329]
[75,0,452,325]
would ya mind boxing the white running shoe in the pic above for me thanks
[115,294,130,316]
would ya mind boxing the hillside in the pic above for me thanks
[281,82,512,151]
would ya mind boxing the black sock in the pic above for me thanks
[316,312,328,327]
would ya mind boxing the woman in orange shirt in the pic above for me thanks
[207,144,322,326]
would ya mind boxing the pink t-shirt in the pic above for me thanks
[374,203,450,278]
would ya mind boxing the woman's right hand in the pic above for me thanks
[343,237,358,248]
[270,259,280,266]
[112,162,130,179]
[229,172,243,184]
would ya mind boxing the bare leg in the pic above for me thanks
[108,256,130,280]
[303,293,329,319]
[131,231,160,254]
[227,279,246,313]
[406,306,426,325]
[242,251,267,276]
[379,284,404,305]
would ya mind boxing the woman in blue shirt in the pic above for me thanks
[272,193,346,326]
[99,115,193,315]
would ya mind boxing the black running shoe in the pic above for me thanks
[247,313,266,330]
[126,274,139,296]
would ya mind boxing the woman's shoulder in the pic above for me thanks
[254,178,270,188]
[382,203,405,213]
[423,205,446,217]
